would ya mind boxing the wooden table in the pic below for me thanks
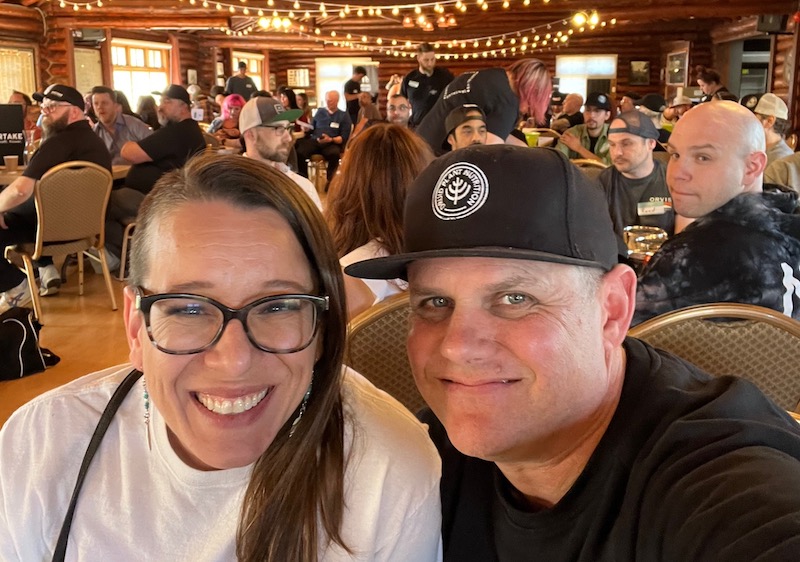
[0,164,130,186]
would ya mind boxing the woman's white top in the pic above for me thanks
[340,240,407,305]
[0,365,442,561]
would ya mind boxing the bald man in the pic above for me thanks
[634,101,800,324]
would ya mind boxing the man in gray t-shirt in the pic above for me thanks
[598,111,673,237]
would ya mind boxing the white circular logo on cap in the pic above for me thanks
[431,162,489,220]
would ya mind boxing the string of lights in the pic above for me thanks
[49,0,615,59]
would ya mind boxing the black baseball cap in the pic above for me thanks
[637,93,667,113]
[551,90,566,104]
[585,92,611,111]
[345,145,620,281]
[445,104,487,136]
[33,84,84,110]
[152,84,191,106]
[608,110,659,140]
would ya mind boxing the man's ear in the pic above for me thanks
[599,265,637,350]
[744,150,768,185]
[447,133,455,150]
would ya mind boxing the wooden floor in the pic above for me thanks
[0,269,129,426]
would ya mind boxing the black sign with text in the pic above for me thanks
[0,104,25,160]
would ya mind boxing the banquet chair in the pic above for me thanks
[4,161,117,322]
[202,131,220,148]
[571,158,608,168]
[652,151,671,166]
[628,303,800,413]
[345,292,426,413]
[117,217,136,281]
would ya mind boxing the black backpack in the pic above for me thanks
[0,307,59,380]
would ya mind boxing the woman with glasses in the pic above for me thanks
[0,154,442,561]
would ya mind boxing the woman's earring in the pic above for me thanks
[143,377,152,451]
[289,377,313,438]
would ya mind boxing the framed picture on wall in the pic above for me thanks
[666,49,689,86]
[629,61,650,86]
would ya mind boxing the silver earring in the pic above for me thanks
[142,377,152,451]
[289,377,313,438]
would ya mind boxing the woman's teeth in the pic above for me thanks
[196,389,269,415]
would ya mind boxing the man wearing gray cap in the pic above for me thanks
[754,93,793,165]
[0,84,111,306]
[600,110,673,237]
[239,96,322,210]
[346,144,800,560]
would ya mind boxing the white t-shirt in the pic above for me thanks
[243,153,323,211]
[0,365,442,561]
[340,240,407,305]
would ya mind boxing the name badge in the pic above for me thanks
[637,201,668,216]
[191,107,204,121]
[408,80,420,88]
[331,122,340,129]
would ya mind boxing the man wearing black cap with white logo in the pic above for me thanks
[555,91,612,164]
[0,84,111,307]
[106,84,205,267]
[346,144,800,561]
[445,104,487,151]
[600,110,673,237]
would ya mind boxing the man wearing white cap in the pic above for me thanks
[661,95,693,125]
[239,97,322,210]
[754,93,793,165]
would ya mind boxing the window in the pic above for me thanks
[0,45,36,104]
[555,55,617,100]
[314,57,374,112]
[110,39,171,109]
[233,51,263,90]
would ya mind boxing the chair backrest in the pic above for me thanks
[652,151,671,166]
[33,161,113,257]
[571,158,608,169]
[628,302,800,412]
[345,292,426,413]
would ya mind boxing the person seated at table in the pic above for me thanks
[599,110,674,238]
[550,92,584,133]
[7,90,42,142]
[386,93,412,128]
[91,86,152,165]
[0,84,111,307]
[555,92,612,165]
[208,93,245,149]
[345,144,800,561]
[0,153,442,560]
[753,93,794,165]
[295,91,352,183]
[445,104,488,151]
[104,85,205,271]
[634,101,800,325]
[327,124,433,319]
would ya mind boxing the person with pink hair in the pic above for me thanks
[208,93,246,148]
[415,58,551,154]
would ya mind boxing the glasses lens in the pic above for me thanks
[247,297,318,352]
[148,297,224,353]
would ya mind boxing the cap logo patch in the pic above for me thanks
[431,162,489,221]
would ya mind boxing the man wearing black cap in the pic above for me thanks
[555,92,611,164]
[106,84,205,267]
[599,110,673,237]
[224,61,258,99]
[445,104,487,150]
[0,84,111,306]
[346,144,800,560]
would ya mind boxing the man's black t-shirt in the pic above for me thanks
[125,118,205,194]
[344,78,362,124]
[401,66,455,127]
[23,120,112,180]
[422,338,800,561]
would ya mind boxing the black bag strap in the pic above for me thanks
[52,368,144,562]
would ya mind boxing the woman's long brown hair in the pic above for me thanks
[325,123,435,257]
[130,153,350,561]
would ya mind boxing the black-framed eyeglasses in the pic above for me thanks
[134,287,329,355]
[261,124,292,135]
